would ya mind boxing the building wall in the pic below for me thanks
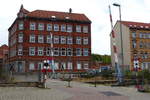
[111,21,131,71]
[8,16,91,73]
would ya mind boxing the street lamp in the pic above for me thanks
[113,3,124,70]
[113,3,124,84]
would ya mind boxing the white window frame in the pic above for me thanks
[54,24,59,31]
[83,48,89,56]
[38,62,43,70]
[54,48,59,56]
[54,36,59,44]
[54,62,59,70]
[76,25,81,32]
[83,37,88,45]
[83,62,89,69]
[29,34,35,43]
[38,47,44,56]
[18,33,23,43]
[61,48,66,56]
[68,62,73,70]
[38,23,44,30]
[83,26,88,33]
[67,48,73,56]
[46,47,51,56]
[18,46,23,56]
[76,48,82,56]
[76,37,81,44]
[61,24,66,32]
[29,47,35,56]
[77,62,82,70]
[38,35,44,43]
[61,62,66,70]
[61,36,66,44]
[18,21,24,30]
[67,37,73,44]
[47,35,52,44]
[30,22,36,30]
[47,24,52,31]
[29,62,35,70]
[67,25,72,33]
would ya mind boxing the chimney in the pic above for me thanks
[69,8,72,13]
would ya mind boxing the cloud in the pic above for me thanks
[0,0,150,55]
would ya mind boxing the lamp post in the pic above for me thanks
[113,3,124,68]
[113,3,124,84]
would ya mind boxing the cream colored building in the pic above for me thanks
[111,21,150,71]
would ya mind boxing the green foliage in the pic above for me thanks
[137,70,150,80]
[91,54,111,64]
[124,70,133,79]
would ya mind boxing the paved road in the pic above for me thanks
[0,79,150,100]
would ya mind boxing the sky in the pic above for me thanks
[0,0,150,55]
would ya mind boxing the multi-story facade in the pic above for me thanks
[8,5,91,73]
[111,21,150,71]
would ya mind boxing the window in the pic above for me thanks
[54,62,59,70]
[61,62,66,70]
[54,36,59,44]
[67,37,72,44]
[67,25,72,33]
[83,26,88,33]
[29,34,35,43]
[61,36,66,44]
[77,62,82,70]
[29,62,35,70]
[76,37,81,44]
[132,32,136,38]
[132,40,136,48]
[83,48,89,56]
[46,47,51,56]
[54,24,59,31]
[47,35,52,44]
[68,62,73,70]
[76,25,81,32]
[76,48,82,56]
[29,47,35,56]
[38,23,44,30]
[38,62,43,70]
[47,24,52,31]
[18,46,23,56]
[18,21,24,30]
[83,62,89,69]
[83,37,88,45]
[139,33,143,38]
[18,33,23,43]
[139,41,143,48]
[38,47,44,56]
[67,48,73,56]
[61,25,66,32]
[30,22,36,30]
[54,48,59,56]
[61,48,66,56]
[38,35,44,43]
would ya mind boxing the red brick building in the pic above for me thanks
[0,45,8,72]
[8,5,91,73]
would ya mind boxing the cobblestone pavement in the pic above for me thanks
[0,79,150,100]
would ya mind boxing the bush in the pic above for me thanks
[124,70,133,79]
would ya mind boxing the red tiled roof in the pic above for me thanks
[121,21,150,29]
[26,10,91,22]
